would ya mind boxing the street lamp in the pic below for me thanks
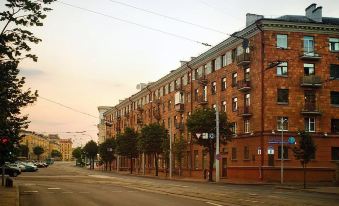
[280,117,288,184]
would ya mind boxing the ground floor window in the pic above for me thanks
[331,119,339,133]
[332,147,339,160]
[231,147,237,160]
[194,150,199,170]
[278,146,288,160]
[244,146,250,160]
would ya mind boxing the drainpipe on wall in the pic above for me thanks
[256,22,265,181]
[186,62,194,177]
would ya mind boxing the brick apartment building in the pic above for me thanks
[101,4,339,182]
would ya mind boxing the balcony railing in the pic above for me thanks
[198,95,208,105]
[236,53,250,66]
[198,75,208,85]
[300,75,322,87]
[175,123,185,131]
[301,103,321,115]
[237,80,251,92]
[137,106,144,112]
[124,112,129,118]
[175,84,183,91]
[237,106,252,117]
[175,103,185,112]
[153,99,161,105]
[300,52,321,60]
[153,109,161,120]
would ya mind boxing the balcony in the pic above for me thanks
[198,75,208,85]
[153,109,161,120]
[237,80,251,92]
[175,123,185,131]
[198,95,208,105]
[301,103,322,115]
[175,103,185,112]
[300,52,321,61]
[137,117,143,125]
[236,53,250,66]
[137,106,144,112]
[300,75,322,87]
[153,99,161,105]
[124,112,129,118]
[237,106,252,117]
[175,84,183,91]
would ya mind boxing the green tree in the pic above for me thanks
[51,149,62,159]
[33,146,44,161]
[187,108,231,181]
[72,147,83,166]
[172,136,187,176]
[19,144,29,158]
[1,0,56,62]
[139,123,168,176]
[292,130,317,189]
[116,128,138,174]
[83,140,98,170]
[98,138,116,171]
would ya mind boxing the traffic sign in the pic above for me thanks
[288,137,296,144]
[202,133,209,139]
[209,133,215,139]
[268,146,274,154]
[196,133,201,138]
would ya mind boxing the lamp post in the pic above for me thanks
[215,103,220,182]
[169,119,172,179]
[280,117,288,184]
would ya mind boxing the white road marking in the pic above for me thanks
[79,192,90,194]
[205,202,223,206]
[168,184,189,188]
[24,183,36,186]
[62,192,73,194]
[248,193,258,196]
[111,190,123,192]
[47,188,61,190]
[23,191,38,193]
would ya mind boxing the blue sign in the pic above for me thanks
[288,137,296,144]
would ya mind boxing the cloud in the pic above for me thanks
[19,68,45,77]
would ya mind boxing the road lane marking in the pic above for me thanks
[168,184,189,188]
[205,202,223,206]
[23,191,38,193]
[111,190,123,192]
[79,192,90,194]
[62,192,73,194]
[24,183,36,186]
[48,188,61,190]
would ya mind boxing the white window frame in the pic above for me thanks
[329,38,339,52]
[244,119,250,133]
[277,34,288,49]
[305,117,315,132]
[277,62,288,76]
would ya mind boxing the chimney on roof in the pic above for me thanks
[305,3,322,22]
[180,61,187,66]
[246,13,264,26]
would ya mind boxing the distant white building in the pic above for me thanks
[97,106,112,144]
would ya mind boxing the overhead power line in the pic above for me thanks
[55,0,212,47]
[38,96,98,119]
[107,0,226,34]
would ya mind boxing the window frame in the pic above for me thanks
[304,63,315,76]
[330,91,339,105]
[277,89,289,104]
[277,34,288,49]
[277,62,288,76]
[221,77,227,91]
[277,116,288,131]
[278,146,289,160]
[232,97,238,111]
[305,117,316,132]
[232,72,237,87]
[329,38,339,52]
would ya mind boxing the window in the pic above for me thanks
[205,62,212,75]
[215,56,222,70]
[245,68,250,81]
[231,147,237,160]
[304,36,314,56]
[329,38,339,52]
[332,119,339,133]
[168,100,172,111]
[232,72,237,87]
[244,119,250,133]
[187,72,191,84]
[277,62,288,76]
[332,147,339,160]
[194,89,199,101]
[244,146,250,160]
[230,122,237,135]
[211,81,216,95]
[221,77,226,91]
[304,63,315,76]
[223,51,232,67]
[245,93,250,107]
[221,101,226,112]
[186,92,191,103]
[194,69,199,80]
[331,91,339,105]
[277,116,288,131]
[330,64,339,80]
[277,89,289,103]
[305,117,315,132]
[278,146,288,160]
[232,97,238,111]
[194,150,199,170]
[277,34,288,48]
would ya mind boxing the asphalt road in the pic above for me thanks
[16,162,339,206]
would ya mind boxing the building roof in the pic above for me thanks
[275,15,339,25]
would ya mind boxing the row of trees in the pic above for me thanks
[17,144,62,160]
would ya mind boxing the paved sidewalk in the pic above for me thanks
[0,184,19,206]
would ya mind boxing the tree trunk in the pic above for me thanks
[303,163,306,189]
[109,160,112,171]
[155,153,159,176]
[209,146,214,182]
[130,157,133,174]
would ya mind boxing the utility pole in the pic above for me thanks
[215,100,220,182]
[169,119,172,179]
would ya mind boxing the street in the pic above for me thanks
[16,162,339,206]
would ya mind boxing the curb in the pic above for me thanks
[275,185,339,195]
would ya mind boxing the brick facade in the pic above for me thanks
[102,6,339,182]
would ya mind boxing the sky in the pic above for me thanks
[2,0,338,147]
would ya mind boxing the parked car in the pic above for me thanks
[21,162,38,172]
[3,165,21,177]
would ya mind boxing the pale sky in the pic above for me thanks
[3,0,338,147]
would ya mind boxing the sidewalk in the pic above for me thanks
[0,184,19,206]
